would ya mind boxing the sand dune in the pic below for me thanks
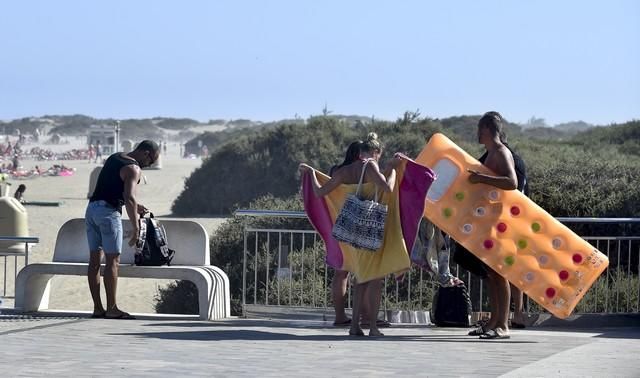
[1,141,227,314]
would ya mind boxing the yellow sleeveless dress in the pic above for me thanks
[316,174,410,283]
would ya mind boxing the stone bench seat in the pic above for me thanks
[15,218,230,320]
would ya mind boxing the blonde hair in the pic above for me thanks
[362,132,382,153]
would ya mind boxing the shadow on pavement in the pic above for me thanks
[111,329,536,343]
[140,319,442,330]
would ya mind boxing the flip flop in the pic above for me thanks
[105,312,136,320]
[333,319,352,327]
[467,325,486,336]
[90,312,106,319]
[479,329,511,340]
[348,329,365,337]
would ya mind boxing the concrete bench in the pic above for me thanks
[15,218,230,320]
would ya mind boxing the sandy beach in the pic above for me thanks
[1,138,227,314]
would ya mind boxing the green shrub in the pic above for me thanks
[154,280,199,315]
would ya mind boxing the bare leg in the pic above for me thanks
[488,269,510,333]
[332,270,350,324]
[485,276,498,330]
[510,284,525,325]
[360,284,370,323]
[367,280,383,336]
[349,282,366,336]
[87,250,105,316]
[104,253,127,317]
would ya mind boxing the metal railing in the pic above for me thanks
[237,210,640,316]
[0,236,39,298]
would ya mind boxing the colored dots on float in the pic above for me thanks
[545,288,556,298]
[475,207,486,217]
[488,190,500,201]
[572,254,583,264]
[552,238,563,249]
[504,255,515,266]
[443,208,453,218]
[531,222,541,232]
[496,222,507,233]
[524,272,535,282]
[538,255,549,266]
[462,223,473,234]
[510,206,521,216]
[455,192,465,201]
[559,270,570,281]
[517,239,528,249]
[483,239,494,249]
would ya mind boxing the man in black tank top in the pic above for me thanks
[85,140,160,319]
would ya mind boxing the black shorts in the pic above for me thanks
[453,242,489,279]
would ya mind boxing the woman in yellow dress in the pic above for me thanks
[300,132,399,337]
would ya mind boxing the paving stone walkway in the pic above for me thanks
[0,312,638,377]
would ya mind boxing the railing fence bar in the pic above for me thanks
[236,211,639,317]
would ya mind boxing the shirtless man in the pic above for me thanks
[467,111,518,339]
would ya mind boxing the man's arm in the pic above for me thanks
[468,148,518,190]
[121,164,142,246]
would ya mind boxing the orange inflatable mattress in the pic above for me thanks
[416,133,608,319]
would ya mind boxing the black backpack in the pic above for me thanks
[431,284,473,327]
[479,144,530,196]
[134,213,175,266]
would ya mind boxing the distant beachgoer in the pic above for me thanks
[12,154,19,171]
[163,142,167,155]
[88,144,95,163]
[86,140,160,319]
[14,184,26,203]
[95,142,103,163]
[201,145,209,158]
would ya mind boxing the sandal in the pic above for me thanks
[467,325,486,336]
[348,328,365,337]
[479,328,511,340]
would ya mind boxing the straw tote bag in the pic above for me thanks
[331,159,388,251]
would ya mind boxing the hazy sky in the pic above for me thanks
[1,1,638,125]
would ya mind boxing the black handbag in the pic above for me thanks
[431,284,473,327]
